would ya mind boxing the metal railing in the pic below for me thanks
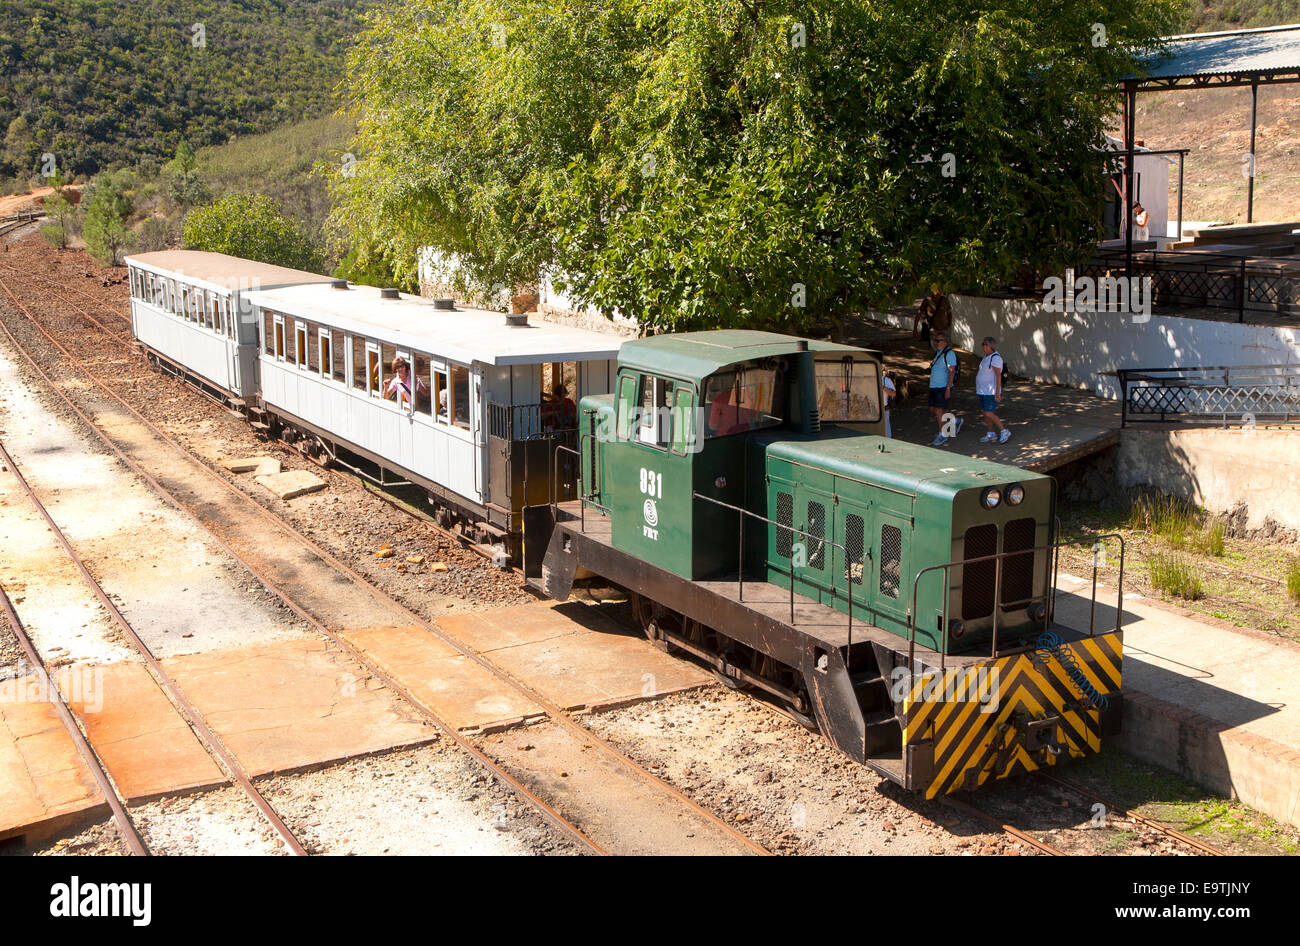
[906,533,1125,672]
[692,491,862,671]
[1117,364,1300,427]
[1082,247,1300,322]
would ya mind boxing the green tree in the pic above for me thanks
[41,173,79,249]
[83,174,134,264]
[183,193,324,271]
[332,0,1179,335]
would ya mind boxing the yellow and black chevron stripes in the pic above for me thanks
[901,631,1122,798]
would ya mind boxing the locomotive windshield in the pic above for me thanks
[814,356,881,423]
[704,363,784,437]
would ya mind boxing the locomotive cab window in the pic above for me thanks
[815,356,881,423]
[704,362,783,437]
[635,375,673,449]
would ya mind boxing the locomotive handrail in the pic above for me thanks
[905,533,1125,674]
[691,491,860,671]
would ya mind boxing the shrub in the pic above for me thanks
[40,223,65,248]
[1148,552,1204,600]
[1287,558,1300,604]
[1193,518,1226,557]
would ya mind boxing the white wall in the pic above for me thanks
[872,295,1300,400]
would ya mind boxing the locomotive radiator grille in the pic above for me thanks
[961,524,998,620]
[775,491,794,559]
[1000,517,1037,608]
[879,524,901,599]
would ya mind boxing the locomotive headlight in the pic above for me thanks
[1007,484,1025,506]
[981,487,1002,509]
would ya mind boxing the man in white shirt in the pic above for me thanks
[976,337,1010,444]
[882,373,896,438]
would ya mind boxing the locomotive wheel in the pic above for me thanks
[629,593,676,654]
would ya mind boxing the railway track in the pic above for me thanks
[0,438,310,855]
[1039,772,1227,856]
[0,265,770,856]
[0,572,148,855]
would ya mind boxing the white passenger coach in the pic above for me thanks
[125,249,623,558]
[125,251,334,405]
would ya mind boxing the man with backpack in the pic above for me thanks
[928,331,962,447]
[976,336,1011,444]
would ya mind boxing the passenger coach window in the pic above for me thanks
[331,333,345,382]
[815,357,881,423]
[352,336,367,390]
[263,311,275,355]
[319,330,333,380]
[367,347,381,397]
[274,317,286,360]
[306,324,319,372]
[451,364,470,429]
[413,353,432,416]
[381,344,397,396]
[434,369,449,422]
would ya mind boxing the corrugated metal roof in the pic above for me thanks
[1133,24,1300,82]
[619,330,877,380]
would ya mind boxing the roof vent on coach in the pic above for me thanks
[433,297,456,310]
[504,312,529,327]
[331,279,349,290]
[379,287,400,300]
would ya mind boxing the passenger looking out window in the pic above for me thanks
[384,356,428,410]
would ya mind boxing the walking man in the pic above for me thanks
[976,336,1011,444]
[928,331,962,447]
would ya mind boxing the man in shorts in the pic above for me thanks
[928,331,962,447]
[976,336,1010,444]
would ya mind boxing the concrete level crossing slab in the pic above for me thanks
[0,675,106,841]
[436,601,713,712]
[341,625,545,732]
[159,638,434,777]
[55,661,225,803]
[1054,576,1300,828]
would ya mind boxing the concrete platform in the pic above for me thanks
[220,456,281,476]
[842,317,1121,472]
[341,625,546,732]
[0,675,106,841]
[56,661,225,802]
[436,601,713,711]
[159,638,434,777]
[1053,575,1300,828]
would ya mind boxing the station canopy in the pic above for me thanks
[1127,23,1300,90]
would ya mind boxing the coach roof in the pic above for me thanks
[125,250,335,293]
[244,282,623,366]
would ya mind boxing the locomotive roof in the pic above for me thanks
[243,282,623,366]
[619,330,879,380]
[125,251,335,293]
[764,432,1049,498]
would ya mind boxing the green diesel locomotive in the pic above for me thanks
[526,330,1123,797]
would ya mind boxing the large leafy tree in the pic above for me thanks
[184,193,325,272]
[332,0,1177,335]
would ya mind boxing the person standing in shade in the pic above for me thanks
[928,331,962,447]
[882,372,896,438]
[976,336,1010,444]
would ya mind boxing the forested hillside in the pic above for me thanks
[0,0,371,184]
[1183,1,1300,30]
